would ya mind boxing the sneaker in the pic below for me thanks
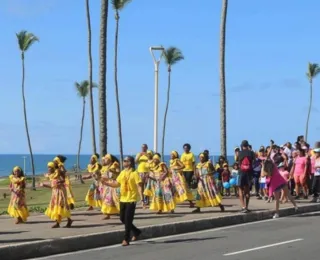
[304,195,308,200]
[310,197,318,203]
[294,206,299,212]
[273,213,280,219]
[241,208,249,213]
[317,198,320,203]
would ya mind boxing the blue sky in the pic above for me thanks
[0,0,320,156]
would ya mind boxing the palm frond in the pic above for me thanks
[75,81,89,98]
[111,0,132,11]
[306,62,320,82]
[163,47,184,66]
[75,80,98,98]
[16,30,39,52]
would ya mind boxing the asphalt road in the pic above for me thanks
[32,211,320,260]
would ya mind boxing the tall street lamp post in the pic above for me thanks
[149,46,165,153]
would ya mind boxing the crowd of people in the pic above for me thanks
[6,135,320,246]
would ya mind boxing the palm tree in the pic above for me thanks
[161,47,184,159]
[111,0,131,167]
[98,0,109,157]
[305,63,320,142]
[75,80,97,183]
[16,30,39,190]
[219,0,228,158]
[85,0,97,155]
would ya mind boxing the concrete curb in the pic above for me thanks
[2,203,320,260]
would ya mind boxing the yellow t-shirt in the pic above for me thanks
[146,160,155,172]
[116,168,142,203]
[181,152,195,171]
[136,153,149,173]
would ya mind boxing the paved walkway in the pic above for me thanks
[0,198,310,247]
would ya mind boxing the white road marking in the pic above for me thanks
[29,211,318,259]
[223,238,304,256]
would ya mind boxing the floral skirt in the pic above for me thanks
[101,181,120,215]
[65,184,75,206]
[144,178,175,212]
[171,171,194,203]
[195,175,222,208]
[7,190,29,222]
[85,183,102,208]
[45,187,71,222]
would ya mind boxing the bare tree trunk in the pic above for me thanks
[114,12,124,169]
[161,68,171,159]
[77,98,86,184]
[305,81,313,143]
[98,0,108,157]
[219,0,228,158]
[86,0,97,154]
[21,53,36,190]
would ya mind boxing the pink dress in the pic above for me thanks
[267,166,287,196]
[294,156,307,176]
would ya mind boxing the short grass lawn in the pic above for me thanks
[0,182,90,214]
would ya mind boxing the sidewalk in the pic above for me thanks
[1,197,320,260]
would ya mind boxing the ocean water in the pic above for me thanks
[0,154,235,177]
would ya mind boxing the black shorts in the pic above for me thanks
[237,171,250,187]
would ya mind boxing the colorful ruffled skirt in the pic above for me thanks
[195,175,222,208]
[7,190,29,222]
[45,186,71,223]
[101,180,120,215]
[144,177,175,212]
[65,177,75,206]
[171,170,194,203]
[85,182,102,208]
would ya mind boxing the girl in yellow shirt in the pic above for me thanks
[135,144,149,204]
[193,153,225,213]
[40,162,73,228]
[83,154,102,210]
[53,155,75,210]
[170,151,194,203]
[102,156,143,246]
[142,150,154,207]
[7,166,29,224]
[101,154,121,219]
[144,153,176,214]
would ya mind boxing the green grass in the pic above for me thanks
[0,182,90,215]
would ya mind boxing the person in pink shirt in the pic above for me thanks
[278,163,290,203]
[262,163,298,219]
[262,141,298,219]
[290,149,309,199]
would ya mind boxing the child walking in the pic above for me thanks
[231,163,239,197]
[7,166,29,224]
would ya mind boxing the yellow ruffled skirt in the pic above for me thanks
[7,190,29,222]
[101,182,120,215]
[45,187,71,223]
[195,175,222,208]
[171,170,194,203]
[65,177,75,206]
[85,182,102,208]
[144,178,176,212]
